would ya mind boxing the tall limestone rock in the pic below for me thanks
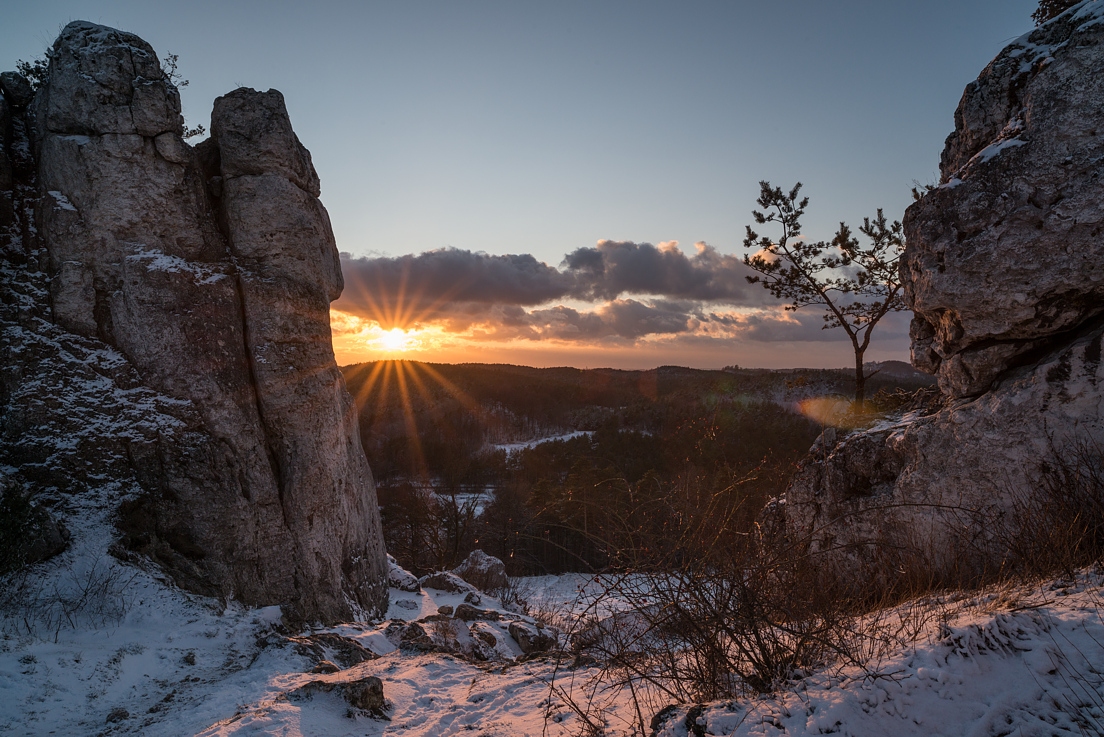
[904,4,1104,399]
[783,3,1104,573]
[0,21,387,623]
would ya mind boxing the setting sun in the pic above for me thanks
[381,328,412,350]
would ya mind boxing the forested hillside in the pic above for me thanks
[341,361,933,575]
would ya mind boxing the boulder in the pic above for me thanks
[508,621,558,654]
[291,675,385,715]
[105,707,129,724]
[398,621,433,650]
[468,625,499,662]
[35,22,182,137]
[451,549,508,593]
[209,87,320,196]
[209,85,387,622]
[786,6,1104,575]
[785,323,1104,578]
[903,6,1104,398]
[453,603,499,621]
[419,571,476,594]
[0,72,33,108]
[342,676,386,713]
[289,633,376,669]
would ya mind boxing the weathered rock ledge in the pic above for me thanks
[904,5,1104,399]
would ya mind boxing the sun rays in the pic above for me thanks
[330,310,440,358]
[347,358,483,483]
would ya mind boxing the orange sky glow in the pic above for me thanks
[329,307,911,370]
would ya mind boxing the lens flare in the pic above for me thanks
[798,396,860,427]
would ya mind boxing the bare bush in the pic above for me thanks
[1003,439,1104,579]
[544,437,1104,733]
[0,556,137,642]
[569,521,852,705]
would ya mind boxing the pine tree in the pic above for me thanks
[742,182,905,410]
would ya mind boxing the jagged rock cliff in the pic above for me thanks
[0,21,387,623]
[905,5,1104,399]
[784,3,1104,570]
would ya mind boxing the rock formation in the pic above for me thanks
[904,5,1104,399]
[0,21,387,623]
[784,4,1104,571]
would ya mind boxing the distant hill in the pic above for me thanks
[865,359,932,381]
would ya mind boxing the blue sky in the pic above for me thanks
[2,0,1040,368]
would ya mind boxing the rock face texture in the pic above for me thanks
[0,21,387,623]
[903,5,1104,399]
[785,5,1104,571]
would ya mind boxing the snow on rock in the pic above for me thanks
[906,0,1104,396]
[418,571,477,595]
[387,555,420,592]
[1,20,388,624]
[507,621,558,655]
[790,0,1104,576]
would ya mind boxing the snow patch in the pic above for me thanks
[47,190,77,211]
[126,248,229,285]
[492,430,593,455]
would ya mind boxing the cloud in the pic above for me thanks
[563,240,766,304]
[437,300,692,343]
[331,241,905,347]
[337,248,574,326]
[336,240,767,325]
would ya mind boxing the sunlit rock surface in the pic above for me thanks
[0,21,386,623]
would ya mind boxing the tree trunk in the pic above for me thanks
[854,349,866,410]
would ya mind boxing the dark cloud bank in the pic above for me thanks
[334,241,902,344]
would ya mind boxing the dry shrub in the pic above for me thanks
[545,437,1104,733]
[545,476,862,736]
[1,556,137,642]
[1002,439,1104,578]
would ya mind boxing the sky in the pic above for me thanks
[2,0,1040,369]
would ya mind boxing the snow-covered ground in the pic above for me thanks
[4,559,1104,735]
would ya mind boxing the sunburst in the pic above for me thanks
[380,327,413,352]
[348,359,482,483]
